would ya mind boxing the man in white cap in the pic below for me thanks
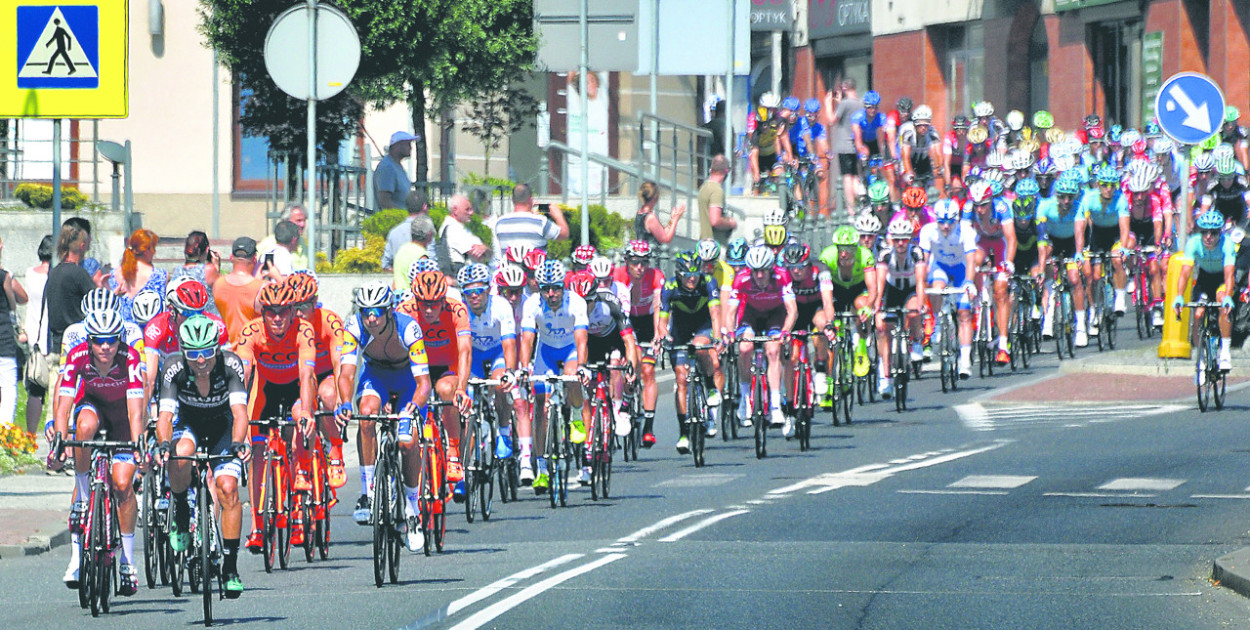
[375,130,418,211]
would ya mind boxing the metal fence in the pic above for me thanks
[0,119,107,202]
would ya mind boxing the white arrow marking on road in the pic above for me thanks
[448,554,627,630]
[1168,84,1213,134]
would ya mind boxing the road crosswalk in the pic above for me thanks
[896,473,1250,500]
[954,403,1186,432]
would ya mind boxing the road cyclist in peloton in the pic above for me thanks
[725,245,797,430]
[919,198,978,379]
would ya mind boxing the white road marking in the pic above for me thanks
[897,489,1010,496]
[658,509,750,542]
[1097,478,1185,492]
[770,440,1012,496]
[1044,491,1158,498]
[949,475,1037,489]
[955,403,1185,431]
[654,473,743,488]
[616,509,714,543]
[448,554,627,630]
[444,553,583,618]
[1192,494,1250,499]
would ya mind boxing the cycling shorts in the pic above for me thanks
[926,262,972,310]
[1048,236,1077,261]
[534,343,578,395]
[671,327,714,368]
[1129,218,1155,247]
[794,300,823,332]
[254,379,301,424]
[1191,269,1226,302]
[470,347,506,380]
[1088,225,1120,253]
[171,423,241,480]
[831,282,868,311]
[737,310,785,338]
[630,314,658,365]
[1014,246,1039,274]
[356,362,418,408]
[756,152,778,176]
[73,402,135,466]
[315,368,334,385]
[883,283,915,310]
[977,237,1007,269]
[587,333,626,365]
[429,365,456,384]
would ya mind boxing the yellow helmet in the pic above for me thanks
[967,125,988,144]
[763,224,787,247]
[1045,127,1065,145]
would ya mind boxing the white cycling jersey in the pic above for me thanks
[468,295,517,352]
[918,222,977,268]
[521,292,589,348]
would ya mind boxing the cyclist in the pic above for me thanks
[697,238,734,292]
[875,218,927,397]
[131,289,164,329]
[143,279,228,402]
[157,315,250,599]
[853,90,897,201]
[798,98,831,214]
[1220,106,1250,172]
[1203,151,1250,227]
[1012,178,1046,281]
[726,245,796,429]
[518,260,591,491]
[287,272,348,490]
[496,263,531,330]
[1081,164,1130,328]
[1037,172,1087,343]
[459,263,522,461]
[1034,157,1060,199]
[1173,210,1236,372]
[894,186,934,240]
[50,309,145,595]
[944,115,971,186]
[722,237,750,325]
[865,180,896,228]
[856,213,884,257]
[964,180,1018,364]
[571,244,597,273]
[574,268,638,439]
[749,92,786,191]
[1032,111,1056,159]
[234,282,318,551]
[399,271,473,500]
[963,125,994,176]
[336,281,432,549]
[613,240,664,448]
[1122,161,1173,328]
[900,104,944,195]
[919,198,978,379]
[657,252,723,447]
[819,227,879,381]
[780,243,834,414]
[887,96,914,156]
[972,101,1005,150]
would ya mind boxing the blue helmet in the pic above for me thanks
[1054,172,1082,196]
[781,96,800,111]
[1014,177,1039,197]
[1144,120,1161,137]
[1095,164,1120,184]
[863,91,881,107]
[1033,157,1058,176]
[803,98,821,114]
[988,178,1005,197]
[1108,124,1123,144]
[726,237,749,266]
[1196,210,1225,231]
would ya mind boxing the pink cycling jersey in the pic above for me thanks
[730,267,795,321]
[612,266,666,317]
[1122,185,1171,223]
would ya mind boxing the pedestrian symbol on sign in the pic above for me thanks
[16,6,99,89]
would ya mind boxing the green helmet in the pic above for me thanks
[179,314,219,352]
[1200,134,1219,151]
[1226,105,1241,123]
[867,180,890,204]
[673,250,700,276]
[1032,110,1054,129]
[1215,153,1238,176]
[831,225,857,247]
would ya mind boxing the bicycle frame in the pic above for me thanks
[59,435,135,617]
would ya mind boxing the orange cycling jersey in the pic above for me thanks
[397,296,470,368]
[233,317,317,384]
[305,307,346,376]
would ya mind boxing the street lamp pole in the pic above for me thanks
[578,0,590,245]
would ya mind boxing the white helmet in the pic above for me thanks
[854,213,882,235]
[131,289,164,325]
[887,218,915,238]
[912,104,933,123]
[933,198,961,222]
[759,92,780,109]
[1006,110,1025,131]
[353,280,393,309]
[456,263,491,287]
[587,256,614,280]
[1007,149,1034,172]
[973,101,995,117]
[81,287,120,316]
[1119,129,1141,147]
[984,151,1003,170]
[744,245,775,270]
[494,264,527,289]
[696,238,721,263]
[763,206,787,226]
[1152,137,1174,155]
[83,309,125,338]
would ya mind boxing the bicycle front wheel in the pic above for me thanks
[462,414,479,523]
[199,476,213,627]
[142,468,160,588]
[371,454,389,587]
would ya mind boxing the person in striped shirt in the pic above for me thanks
[489,184,571,261]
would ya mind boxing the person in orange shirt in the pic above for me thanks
[397,271,473,500]
[232,282,317,552]
[287,272,348,488]
[213,237,264,342]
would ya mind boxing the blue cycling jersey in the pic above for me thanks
[1182,233,1235,274]
[1036,197,1080,240]
[851,110,887,144]
[1079,190,1128,228]
[789,117,826,159]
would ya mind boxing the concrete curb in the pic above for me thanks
[1214,548,1250,598]
[0,526,70,559]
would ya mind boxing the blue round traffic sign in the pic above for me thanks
[1155,72,1225,145]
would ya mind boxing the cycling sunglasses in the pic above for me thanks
[1056,194,1076,202]
[360,306,387,319]
[177,308,203,318]
[936,218,958,225]
[625,257,649,265]
[461,286,489,297]
[501,287,525,298]
[418,299,444,308]
[1098,181,1118,188]
[1202,229,1222,237]
[184,347,216,361]
[539,283,564,293]
[263,305,292,316]
[88,335,120,346]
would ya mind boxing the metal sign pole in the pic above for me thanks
[306,0,318,269]
[579,0,590,245]
[723,0,734,192]
[52,119,61,231]
[1177,151,1190,246]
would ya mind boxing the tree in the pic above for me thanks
[461,83,539,178]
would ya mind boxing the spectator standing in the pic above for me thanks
[170,230,221,315]
[255,220,300,282]
[214,237,264,342]
[382,188,442,271]
[20,235,52,433]
[392,215,436,291]
[44,218,94,375]
[107,228,168,323]
[634,181,685,247]
[828,78,864,216]
[257,203,307,269]
[375,131,417,211]
[0,235,28,426]
[439,194,489,276]
[489,183,570,259]
[698,154,737,245]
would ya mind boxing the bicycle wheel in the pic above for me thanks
[169,519,184,597]
[547,408,562,509]
[690,380,707,466]
[387,453,402,583]
[1215,364,1228,410]
[316,490,331,560]
[261,461,276,574]
[1197,334,1211,412]
[795,366,811,450]
[462,414,478,524]
[1092,280,1106,352]
[88,485,104,616]
[277,460,292,570]
[479,419,495,521]
[840,343,855,424]
[753,370,767,459]
[199,477,213,627]
[557,412,571,508]
[943,314,959,392]
[371,453,389,587]
[300,496,314,563]
[142,468,159,589]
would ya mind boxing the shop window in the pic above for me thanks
[232,81,272,193]
[1029,19,1049,114]
[946,24,984,119]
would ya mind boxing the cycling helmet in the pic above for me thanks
[726,237,749,266]
[1120,129,1141,147]
[1152,137,1174,154]
[952,115,971,130]
[867,180,891,204]
[901,186,928,209]
[781,243,811,267]
[973,101,994,117]
[1087,125,1105,141]
[1197,209,1225,231]
[967,125,989,144]
[1215,153,1238,176]
[896,97,914,113]
[1193,152,1216,173]
[179,315,220,351]
[933,199,961,222]
[911,104,932,123]
[407,257,438,283]
[1014,177,1040,197]
[494,264,528,289]
[831,226,858,247]
[586,257,613,280]
[1045,127,1066,145]
[1053,153,1078,173]
[625,239,652,259]
[80,287,120,316]
[887,218,914,239]
[854,213,882,235]
[354,280,393,309]
[572,244,597,265]
[696,238,721,263]
[504,245,533,265]
[1033,157,1058,176]
[170,280,210,311]
[565,270,596,298]
[1006,110,1025,131]
[83,309,124,338]
[1214,142,1237,162]
[287,272,318,304]
[1227,105,1241,123]
[763,224,788,247]
[1094,164,1120,184]
[1053,173,1081,196]
[763,206,787,226]
[1125,164,1158,193]
[673,251,702,278]
[1032,110,1054,129]
[258,282,296,308]
[535,260,567,286]
[131,290,164,325]
[521,248,547,271]
[969,180,993,204]
[456,262,490,287]
[1083,114,1102,129]
[803,98,821,114]
[411,271,449,301]
[781,96,800,111]
[758,92,780,109]
[1007,149,1034,172]
[1108,124,1123,144]
[744,245,775,270]
[987,178,1005,198]
[862,91,881,107]
[1145,120,1162,137]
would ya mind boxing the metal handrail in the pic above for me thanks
[638,112,712,213]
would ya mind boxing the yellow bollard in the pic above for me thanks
[1158,254,1192,359]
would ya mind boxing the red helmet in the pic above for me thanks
[521,248,547,272]
[1087,125,1105,141]
[572,244,597,265]
[171,280,210,311]
[565,270,596,298]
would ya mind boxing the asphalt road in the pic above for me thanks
[6,331,1250,629]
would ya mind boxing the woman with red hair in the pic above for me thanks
[107,228,168,323]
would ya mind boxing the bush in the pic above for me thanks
[361,208,408,238]
[462,173,516,189]
[13,183,89,210]
[549,204,628,260]
[331,234,385,273]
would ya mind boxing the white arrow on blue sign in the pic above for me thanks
[1154,72,1224,145]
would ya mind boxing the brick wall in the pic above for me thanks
[1208,0,1250,115]
[872,30,928,114]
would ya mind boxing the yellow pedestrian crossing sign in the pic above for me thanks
[1,0,127,118]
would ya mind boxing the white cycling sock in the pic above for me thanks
[999,336,1009,351]
[1222,337,1232,354]
[1075,310,1087,331]
[361,465,374,498]
[519,437,533,460]
[1115,288,1127,304]
[960,345,972,363]
[770,387,781,411]
[121,533,134,565]
[404,485,420,518]
[75,473,88,502]
[68,534,80,568]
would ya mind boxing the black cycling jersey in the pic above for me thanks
[586,289,632,338]
[158,350,248,432]
[902,126,940,178]
[877,244,925,291]
[1210,179,1249,224]
[1012,198,1041,250]
[660,275,719,336]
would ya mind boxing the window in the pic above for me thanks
[1090,20,1142,127]
[1029,19,1049,114]
[232,81,273,193]
[946,24,984,119]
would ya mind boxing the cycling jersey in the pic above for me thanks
[659,275,720,337]
[788,117,826,159]
[159,351,248,478]
[707,260,736,291]
[144,311,229,358]
[751,117,785,157]
[59,341,144,441]
[1209,179,1249,224]
[1123,189,1169,224]
[818,245,875,288]
[851,109,888,149]
[468,295,516,352]
[878,245,925,290]
[1011,199,1042,251]
[612,266,665,317]
[919,222,978,268]
[901,125,940,177]
[304,307,346,377]
[233,318,316,385]
[521,292,589,349]
[341,311,429,376]
[398,297,470,369]
[789,265,832,307]
[586,289,631,338]
[943,131,968,170]
[1036,197,1080,240]
[1079,191,1129,228]
[1181,233,1236,274]
[728,268,795,322]
[961,199,1012,240]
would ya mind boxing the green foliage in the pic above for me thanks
[361,208,409,238]
[461,84,538,176]
[461,173,516,189]
[549,204,627,260]
[13,183,89,210]
[331,235,385,273]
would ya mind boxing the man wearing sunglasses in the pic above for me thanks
[52,290,148,437]
[459,263,523,463]
[143,279,228,404]
[234,282,318,552]
[156,315,251,599]
[919,199,978,379]
[287,272,350,490]
[964,180,1018,365]
[1036,173,1086,342]
[613,241,665,447]
[50,309,145,595]
[656,253,723,448]
[726,245,797,429]
[574,269,638,440]
[1173,210,1237,372]
[336,281,433,548]
[1080,164,1130,331]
